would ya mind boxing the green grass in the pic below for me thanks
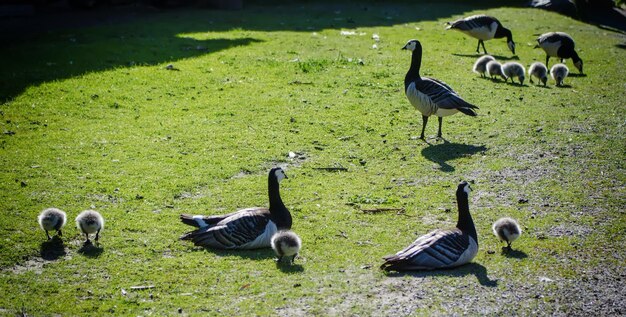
[1,1,625,315]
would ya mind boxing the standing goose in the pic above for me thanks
[402,39,479,140]
[38,208,67,240]
[536,32,583,73]
[271,230,302,264]
[492,217,521,250]
[76,209,104,243]
[180,167,292,249]
[446,15,515,55]
[380,181,478,271]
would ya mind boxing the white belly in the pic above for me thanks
[451,237,478,267]
[462,22,497,40]
[240,221,277,249]
[406,83,437,117]
[541,40,561,57]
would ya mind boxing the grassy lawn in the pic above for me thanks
[1,1,625,315]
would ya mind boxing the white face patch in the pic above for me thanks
[508,41,515,54]
[463,183,472,195]
[274,168,286,182]
[403,40,418,51]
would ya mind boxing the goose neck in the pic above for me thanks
[456,191,477,241]
[405,48,422,88]
[268,177,292,229]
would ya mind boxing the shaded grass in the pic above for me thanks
[0,1,625,316]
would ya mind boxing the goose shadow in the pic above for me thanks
[199,247,277,260]
[501,247,528,259]
[78,241,104,258]
[555,84,573,88]
[421,143,487,172]
[385,262,498,287]
[568,73,587,78]
[452,53,520,61]
[615,43,626,50]
[40,236,67,261]
[275,260,305,274]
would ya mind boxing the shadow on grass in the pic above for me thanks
[568,73,587,78]
[78,241,105,257]
[451,53,520,60]
[385,262,498,287]
[421,143,487,172]
[40,236,67,261]
[555,84,573,88]
[0,1,520,102]
[276,261,305,274]
[202,247,277,260]
[501,247,528,259]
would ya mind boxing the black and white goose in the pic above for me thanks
[380,181,478,271]
[536,32,583,73]
[446,15,515,55]
[38,207,67,240]
[492,217,521,250]
[179,167,292,249]
[402,39,479,140]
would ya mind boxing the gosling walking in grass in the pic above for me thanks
[492,217,521,250]
[502,62,526,85]
[76,210,104,243]
[38,208,67,240]
[271,230,301,264]
[550,63,569,86]
[528,62,548,86]
[473,55,495,77]
[486,60,507,81]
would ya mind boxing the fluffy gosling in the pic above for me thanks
[492,217,521,250]
[472,55,496,77]
[76,210,104,243]
[528,62,548,86]
[502,62,526,85]
[38,208,67,240]
[550,63,569,86]
[486,60,507,81]
[271,230,302,264]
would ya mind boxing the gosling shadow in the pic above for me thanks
[78,241,104,258]
[615,43,626,50]
[555,84,573,88]
[276,260,305,274]
[385,262,498,287]
[501,247,528,259]
[568,73,587,78]
[197,247,277,260]
[40,236,67,261]
[421,142,487,172]
[452,53,519,60]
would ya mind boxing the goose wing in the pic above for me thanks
[180,211,241,228]
[180,208,276,249]
[411,78,479,115]
[447,15,495,31]
[381,228,475,271]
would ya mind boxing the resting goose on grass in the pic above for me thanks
[536,32,583,73]
[76,210,104,243]
[180,167,292,249]
[38,208,67,240]
[473,55,496,77]
[446,15,515,55]
[528,62,548,86]
[486,60,507,81]
[380,181,478,271]
[492,217,521,250]
[271,230,302,264]
[402,39,479,140]
[550,63,569,86]
[502,62,526,85]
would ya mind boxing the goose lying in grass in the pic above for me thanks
[473,55,495,77]
[76,210,104,243]
[536,32,583,73]
[502,62,526,85]
[402,39,479,140]
[486,60,507,81]
[38,208,67,240]
[550,63,569,86]
[271,230,302,264]
[528,62,548,86]
[446,15,515,55]
[492,217,521,250]
[380,181,478,271]
[180,167,292,249]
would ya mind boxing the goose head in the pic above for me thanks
[573,59,583,74]
[507,40,516,55]
[270,167,288,183]
[401,39,421,52]
[457,180,472,196]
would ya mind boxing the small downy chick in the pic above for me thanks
[472,55,496,77]
[38,208,67,240]
[492,217,522,250]
[550,63,569,86]
[271,230,302,264]
[502,62,526,85]
[76,210,104,243]
[528,62,548,86]
[486,60,507,81]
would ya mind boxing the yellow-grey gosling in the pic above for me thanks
[492,217,521,250]
[473,55,495,77]
[528,62,548,86]
[38,208,67,240]
[76,210,104,243]
[550,63,569,86]
[502,62,526,85]
[486,60,507,81]
[271,230,302,264]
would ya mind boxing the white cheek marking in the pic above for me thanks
[193,215,208,227]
